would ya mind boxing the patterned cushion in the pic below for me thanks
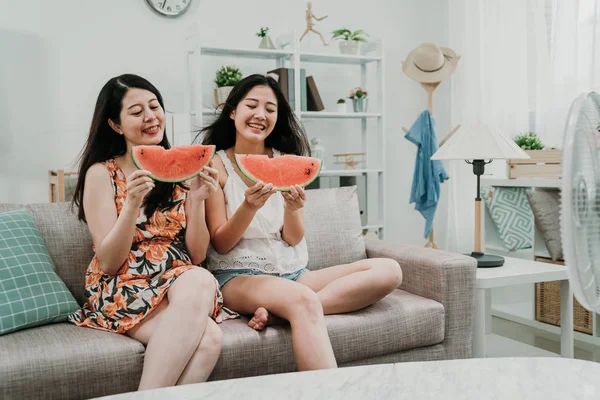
[303,187,367,270]
[481,186,533,251]
[526,189,563,261]
[0,203,94,305]
[0,208,80,336]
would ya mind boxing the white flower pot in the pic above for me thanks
[338,40,359,55]
[352,98,368,113]
[214,86,233,107]
[258,36,275,49]
[337,103,347,113]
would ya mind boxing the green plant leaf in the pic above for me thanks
[214,65,243,87]
[331,28,351,40]
[513,132,545,150]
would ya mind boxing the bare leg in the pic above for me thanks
[299,28,311,42]
[176,318,222,385]
[126,268,217,390]
[222,275,337,370]
[296,258,402,314]
[311,29,329,46]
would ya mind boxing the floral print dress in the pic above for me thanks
[68,159,237,334]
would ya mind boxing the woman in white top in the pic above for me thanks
[200,74,403,371]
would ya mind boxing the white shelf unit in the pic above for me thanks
[480,176,600,346]
[183,31,386,238]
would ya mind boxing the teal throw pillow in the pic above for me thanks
[0,208,79,335]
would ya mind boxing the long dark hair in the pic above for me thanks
[72,73,183,221]
[198,74,311,156]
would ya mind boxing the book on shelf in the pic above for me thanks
[306,76,324,111]
[266,67,309,111]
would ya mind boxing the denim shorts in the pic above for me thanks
[212,268,309,288]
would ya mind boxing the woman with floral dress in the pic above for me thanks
[68,74,235,391]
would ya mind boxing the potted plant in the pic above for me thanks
[257,26,275,49]
[507,132,562,179]
[513,132,545,150]
[214,65,243,107]
[336,98,346,113]
[348,87,368,112]
[331,28,369,55]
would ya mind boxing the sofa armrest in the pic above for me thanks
[364,237,477,359]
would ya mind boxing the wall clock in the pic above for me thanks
[145,0,192,18]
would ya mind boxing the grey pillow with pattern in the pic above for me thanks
[526,189,563,261]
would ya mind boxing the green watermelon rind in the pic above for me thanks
[234,154,322,192]
[131,145,216,183]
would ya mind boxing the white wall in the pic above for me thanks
[0,0,451,247]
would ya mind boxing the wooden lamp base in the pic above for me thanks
[468,160,504,268]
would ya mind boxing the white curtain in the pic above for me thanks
[444,0,550,253]
[543,0,600,148]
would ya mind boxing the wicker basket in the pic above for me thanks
[534,257,593,335]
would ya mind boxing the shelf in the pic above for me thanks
[301,112,381,119]
[187,31,387,239]
[481,177,562,189]
[485,334,558,358]
[201,110,382,119]
[199,46,293,60]
[362,224,384,231]
[492,305,600,346]
[320,169,383,177]
[201,108,220,115]
[300,52,381,65]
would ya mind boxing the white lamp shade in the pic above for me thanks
[431,124,530,160]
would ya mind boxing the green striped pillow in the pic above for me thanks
[0,208,79,335]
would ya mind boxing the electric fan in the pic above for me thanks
[561,91,600,313]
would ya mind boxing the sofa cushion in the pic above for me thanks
[303,187,367,270]
[209,289,444,380]
[526,189,563,261]
[0,323,143,400]
[0,203,94,305]
[0,208,80,335]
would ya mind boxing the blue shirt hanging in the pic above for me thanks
[405,110,449,239]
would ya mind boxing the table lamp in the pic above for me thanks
[430,124,530,267]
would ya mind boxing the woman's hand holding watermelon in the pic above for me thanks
[189,164,219,201]
[243,182,277,211]
[124,170,155,210]
[282,185,306,212]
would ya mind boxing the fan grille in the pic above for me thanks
[563,92,600,313]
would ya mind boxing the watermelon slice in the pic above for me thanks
[131,144,216,182]
[234,154,322,191]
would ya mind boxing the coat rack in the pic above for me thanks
[402,81,460,249]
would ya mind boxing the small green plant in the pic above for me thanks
[513,132,544,150]
[337,98,346,104]
[256,27,269,38]
[331,28,369,42]
[214,65,243,88]
[348,87,367,99]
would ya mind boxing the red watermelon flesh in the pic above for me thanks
[234,154,322,191]
[131,144,216,182]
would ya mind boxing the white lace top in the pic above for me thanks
[205,149,308,274]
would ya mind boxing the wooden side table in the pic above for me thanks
[474,256,574,358]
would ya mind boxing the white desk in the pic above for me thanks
[94,358,600,399]
[474,256,574,358]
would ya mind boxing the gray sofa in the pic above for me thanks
[0,186,477,400]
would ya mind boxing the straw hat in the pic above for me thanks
[402,43,459,83]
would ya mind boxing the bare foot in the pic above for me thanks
[248,307,270,331]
